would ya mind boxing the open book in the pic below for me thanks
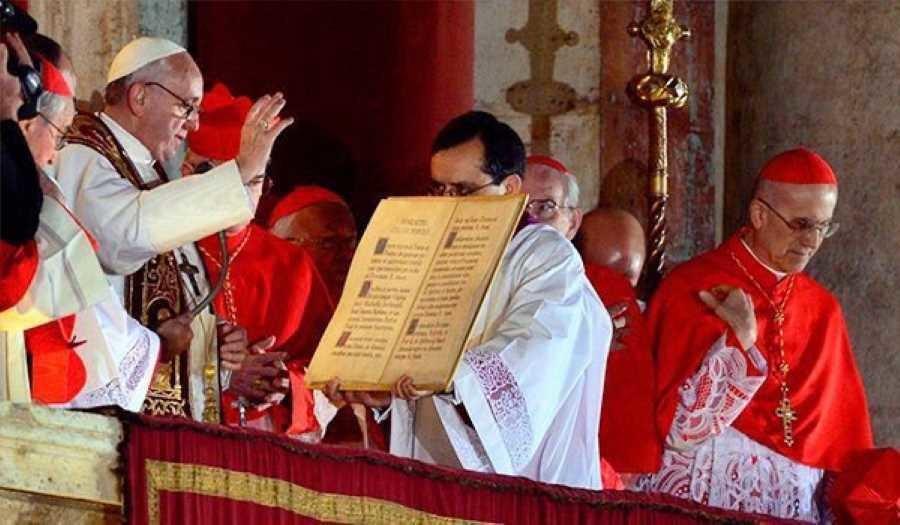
[305,194,527,391]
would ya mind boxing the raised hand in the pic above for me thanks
[234,93,294,183]
[699,285,758,350]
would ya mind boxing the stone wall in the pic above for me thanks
[474,0,601,210]
[726,1,900,445]
[28,0,186,108]
[475,0,719,266]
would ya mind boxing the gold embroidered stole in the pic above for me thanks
[67,113,190,418]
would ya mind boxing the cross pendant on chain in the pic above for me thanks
[775,397,797,447]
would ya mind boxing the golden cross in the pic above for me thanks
[775,397,797,447]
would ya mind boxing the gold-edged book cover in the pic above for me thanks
[305,194,527,392]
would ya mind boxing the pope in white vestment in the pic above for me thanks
[55,112,252,420]
[385,224,612,490]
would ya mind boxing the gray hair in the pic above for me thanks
[563,172,580,208]
[103,58,174,106]
[36,91,69,121]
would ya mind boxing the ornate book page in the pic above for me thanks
[306,194,526,391]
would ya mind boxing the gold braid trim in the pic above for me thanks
[145,460,483,525]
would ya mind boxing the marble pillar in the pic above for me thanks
[725,0,900,445]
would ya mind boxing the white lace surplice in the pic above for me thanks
[638,335,824,522]
[389,225,612,490]
[50,286,160,412]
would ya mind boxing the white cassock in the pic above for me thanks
[384,224,612,490]
[1,174,159,410]
[55,113,253,419]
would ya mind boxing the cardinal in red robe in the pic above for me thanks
[638,148,873,522]
[186,83,335,437]
[578,207,660,484]
[267,186,391,448]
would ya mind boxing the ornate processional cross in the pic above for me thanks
[628,0,691,293]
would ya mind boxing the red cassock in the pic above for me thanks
[647,231,873,471]
[828,447,900,525]
[0,240,38,311]
[2,233,90,404]
[584,263,661,475]
[196,224,334,434]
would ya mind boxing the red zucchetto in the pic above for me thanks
[758,148,838,186]
[40,59,72,97]
[187,83,252,161]
[526,154,570,174]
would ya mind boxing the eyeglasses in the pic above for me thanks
[38,112,67,150]
[756,197,839,238]
[526,198,576,220]
[427,180,497,197]
[144,82,199,120]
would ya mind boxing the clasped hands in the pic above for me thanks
[323,375,433,409]
[155,318,288,407]
[218,322,290,409]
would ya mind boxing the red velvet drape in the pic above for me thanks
[190,1,474,223]
[125,415,797,525]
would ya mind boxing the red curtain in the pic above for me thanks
[190,1,474,223]
[125,415,795,525]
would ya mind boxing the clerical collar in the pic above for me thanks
[739,238,787,281]
[98,112,154,167]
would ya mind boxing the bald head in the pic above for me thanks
[745,179,838,273]
[578,208,646,287]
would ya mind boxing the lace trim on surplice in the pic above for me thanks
[638,335,823,522]
[464,347,533,469]
[68,328,155,410]
[668,335,766,450]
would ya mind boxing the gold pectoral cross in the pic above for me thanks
[775,396,797,447]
